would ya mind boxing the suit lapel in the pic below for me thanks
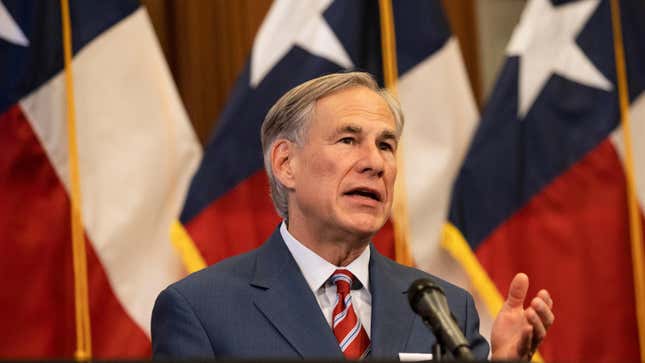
[250,229,343,359]
[369,246,417,359]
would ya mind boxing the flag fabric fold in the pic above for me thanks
[0,0,201,357]
[448,0,645,361]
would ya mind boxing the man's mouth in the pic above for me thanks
[344,187,382,202]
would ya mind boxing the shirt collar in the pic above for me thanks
[280,221,370,292]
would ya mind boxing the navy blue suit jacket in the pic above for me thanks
[151,228,489,359]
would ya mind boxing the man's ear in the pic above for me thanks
[271,139,296,189]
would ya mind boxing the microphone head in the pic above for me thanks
[407,278,474,360]
[407,277,445,314]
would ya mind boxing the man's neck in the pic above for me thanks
[285,219,370,267]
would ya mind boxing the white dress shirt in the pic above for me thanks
[280,222,372,336]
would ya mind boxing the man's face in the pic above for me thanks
[287,86,398,241]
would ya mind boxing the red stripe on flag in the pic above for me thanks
[0,105,150,358]
[185,170,281,264]
[186,170,396,265]
[476,139,640,362]
[373,220,395,260]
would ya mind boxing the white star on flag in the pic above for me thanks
[250,0,353,88]
[507,0,612,118]
[0,1,29,46]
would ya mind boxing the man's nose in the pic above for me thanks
[356,143,385,177]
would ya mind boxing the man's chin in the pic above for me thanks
[341,216,388,239]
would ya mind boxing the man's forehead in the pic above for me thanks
[313,89,397,129]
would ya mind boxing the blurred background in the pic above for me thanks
[1,0,643,362]
[140,0,526,144]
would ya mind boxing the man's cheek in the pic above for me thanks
[313,159,340,178]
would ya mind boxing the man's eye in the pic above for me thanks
[339,137,355,144]
[379,142,394,151]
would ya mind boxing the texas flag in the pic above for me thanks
[448,0,645,361]
[179,0,486,331]
[0,0,200,358]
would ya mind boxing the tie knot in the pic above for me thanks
[331,269,354,295]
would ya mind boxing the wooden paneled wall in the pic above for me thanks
[443,0,481,105]
[143,0,272,144]
[142,0,480,145]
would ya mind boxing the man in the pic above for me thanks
[152,72,554,360]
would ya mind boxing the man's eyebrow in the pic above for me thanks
[333,124,362,135]
[331,124,398,142]
[379,130,398,142]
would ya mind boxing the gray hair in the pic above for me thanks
[260,71,404,219]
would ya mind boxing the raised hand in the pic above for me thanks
[490,273,554,361]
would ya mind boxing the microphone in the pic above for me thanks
[408,278,475,361]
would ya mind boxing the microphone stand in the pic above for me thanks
[432,342,444,361]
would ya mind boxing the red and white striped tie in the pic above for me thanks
[331,269,370,360]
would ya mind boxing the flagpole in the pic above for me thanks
[60,0,92,359]
[610,0,645,360]
[378,0,413,267]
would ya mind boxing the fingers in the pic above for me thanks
[537,289,553,309]
[532,293,555,330]
[505,273,529,309]
[496,274,554,361]
[525,307,546,341]
[525,294,555,357]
